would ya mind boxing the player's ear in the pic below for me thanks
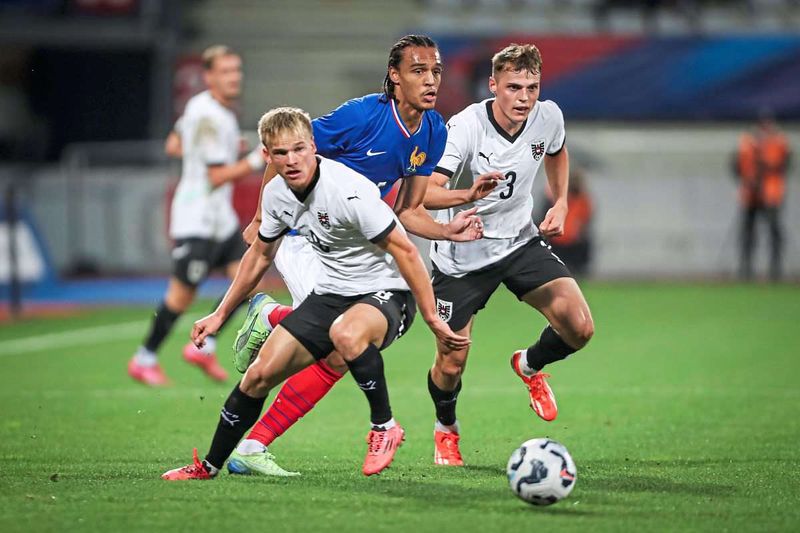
[262,146,271,165]
[309,139,317,154]
[389,66,401,85]
[488,76,497,95]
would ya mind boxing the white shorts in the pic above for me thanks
[274,235,321,308]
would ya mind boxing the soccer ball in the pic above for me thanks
[506,438,577,505]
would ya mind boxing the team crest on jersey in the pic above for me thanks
[436,298,453,322]
[407,145,427,174]
[317,210,331,230]
[531,139,546,161]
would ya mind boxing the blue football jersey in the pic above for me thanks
[312,93,447,197]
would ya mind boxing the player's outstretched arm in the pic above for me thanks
[242,163,279,245]
[423,171,503,210]
[377,227,470,351]
[192,238,277,347]
[164,131,182,159]
[394,175,484,242]
[206,147,265,189]
[539,145,570,238]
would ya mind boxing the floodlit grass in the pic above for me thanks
[1,284,798,532]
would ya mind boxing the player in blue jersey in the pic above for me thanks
[217,35,503,477]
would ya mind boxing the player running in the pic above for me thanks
[223,35,499,476]
[423,43,595,466]
[128,45,266,386]
[161,107,470,479]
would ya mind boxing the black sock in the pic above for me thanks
[205,383,266,469]
[427,371,461,427]
[143,301,181,353]
[211,296,247,335]
[346,344,392,426]
[525,325,576,372]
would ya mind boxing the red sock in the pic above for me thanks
[268,304,293,326]
[247,359,344,447]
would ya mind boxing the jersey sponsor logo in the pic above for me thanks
[407,145,427,174]
[531,139,545,161]
[478,151,492,165]
[366,148,387,156]
[317,210,331,230]
[436,298,453,322]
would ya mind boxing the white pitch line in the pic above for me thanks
[0,320,150,356]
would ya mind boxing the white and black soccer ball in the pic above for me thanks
[506,438,577,506]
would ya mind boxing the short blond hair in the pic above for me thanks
[202,45,238,70]
[258,107,313,148]
[492,43,542,76]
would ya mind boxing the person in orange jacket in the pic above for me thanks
[734,116,791,280]
[540,167,594,277]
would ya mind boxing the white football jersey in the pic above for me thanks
[169,91,241,241]
[259,157,409,296]
[431,99,566,276]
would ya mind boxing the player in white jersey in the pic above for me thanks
[422,44,595,466]
[128,45,267,387]
[161,107,469,480]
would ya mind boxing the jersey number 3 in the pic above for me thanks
[499,171,517,199]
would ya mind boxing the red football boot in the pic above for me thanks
[162,449,214,480]
[128,356,170,386]
[362,424,404,476]
[510,350,558,421]
[433,430,464,466]
[183,343,228,382]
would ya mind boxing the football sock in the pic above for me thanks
[372,417,397,431]
[201,460,219,476]
[205,383,266,470]
[428,371,461,426]
[134,347,158,367]
[346,344,392,426]
[525,325,576,372]
[266,304,293,326]
[198,335,217,355]
[143,301,180,353]
[246,359,344,446]
[236,439,267,455]
[435,420,460,434]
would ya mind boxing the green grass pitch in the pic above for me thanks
[1,283,799,532]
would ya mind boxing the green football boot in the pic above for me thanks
[232,293,279,373]
[227,449,300,477]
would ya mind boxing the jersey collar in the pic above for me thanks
[291,157,322,203]
[390,98,425,139]
[485,99,528,144]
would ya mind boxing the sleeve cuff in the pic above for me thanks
[547,134,566,156]
[369,220,397,244]
[258,227,290,243]
[434,166,454,178]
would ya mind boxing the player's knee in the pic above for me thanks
[329,323,368,360]
[571,315,594,348]
[241,362,274,395]
[435,355,466,381]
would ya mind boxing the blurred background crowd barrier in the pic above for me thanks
[1,0,799,311]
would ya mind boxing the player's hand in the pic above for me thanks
[539,201,568,238]
[242,217,261,246]
[191,312,225,348]
[445,207,484,242]
[467,171,504,202]
[426,318,471,351]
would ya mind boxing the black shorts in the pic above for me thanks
[279,290,416,360]
[171,232,247,287]
[432,236,572,331]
